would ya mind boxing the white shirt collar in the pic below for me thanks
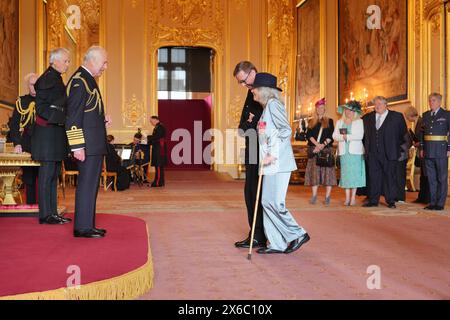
[82,66,94,77]
[377,109,389,118]
[432,107,441,115]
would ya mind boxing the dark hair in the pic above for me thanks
[233,61,257,77]
[134,128,143,140]
[151,116,160,120]
[107,135,114,143]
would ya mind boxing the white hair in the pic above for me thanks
[373,96,388,106]
[256,87,283,106]
[49,48,70,65]
[83,46,107,64]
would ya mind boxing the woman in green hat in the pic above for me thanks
[333,100,366,206]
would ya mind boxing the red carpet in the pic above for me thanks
[0,214,153,299]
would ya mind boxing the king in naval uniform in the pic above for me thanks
[65,46,111,238]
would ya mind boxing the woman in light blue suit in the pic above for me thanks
[251,73,310,254]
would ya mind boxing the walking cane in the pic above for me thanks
[247,163,264,261]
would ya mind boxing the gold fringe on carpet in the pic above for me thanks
[0,227,154,300]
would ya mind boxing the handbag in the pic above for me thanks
[316,148,336,168]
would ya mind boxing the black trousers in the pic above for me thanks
[368,154,397,205]
[417,164,430,203]
[38,161,61,219]
[153,166,165,186]
[424,158,448,208]
[244,164,266,242]
[23,166,39,204]
[75,156,102,231]
[396,160,408,202]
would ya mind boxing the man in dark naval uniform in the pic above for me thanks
[420,93,450,211]
[147,116,167,187]
[10,73,39,204]
[233,61,267,249]
[32,48,71,225]
[66,46,111,238]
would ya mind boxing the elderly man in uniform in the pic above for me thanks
[66,46,111,238]
[420,93,450,211]
[10,73,39,204]
[32,48,71,225]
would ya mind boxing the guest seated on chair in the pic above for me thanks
[106,135,130,191]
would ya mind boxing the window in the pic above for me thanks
[157,47,213,100]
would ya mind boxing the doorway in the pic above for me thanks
[157,47,215,170]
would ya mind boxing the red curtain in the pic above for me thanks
[158,99,212,170]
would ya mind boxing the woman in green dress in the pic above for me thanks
[333,101,366,206]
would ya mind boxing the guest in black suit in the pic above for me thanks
[32,48,71,225]
[363,96,407,209]
[105,135,130,191]
[233,61,266,249]
[66,46,111,238]
[9,73,39,204]
[147,116,167,187]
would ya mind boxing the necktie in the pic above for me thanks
[376,115,382,130]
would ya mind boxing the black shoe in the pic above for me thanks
[39,215,71,225]
[74,229,105,238]
[285,233,310,254]
[59,215,72,223]
[424,205,436,210]
[434,206,444,211]
[413,199,424,204]
[387,203,396,209]
[93,228,107,235]
[256,248,284,254]
[235,237,266,249]
[362,203,378,208]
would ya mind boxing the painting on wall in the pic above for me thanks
[295,0,321,120]
[338,0,408,104]
[0,0,19,106]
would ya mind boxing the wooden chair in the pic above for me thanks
[101,156,117,192]
[62,160,79,189]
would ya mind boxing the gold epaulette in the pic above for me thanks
[16,98,36,128]
[66,126,85,146]
[67,72,103,114]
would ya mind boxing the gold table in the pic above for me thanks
[0,153,40,206]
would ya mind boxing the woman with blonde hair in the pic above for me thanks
[333,101,366,206]
[305,98,337,205]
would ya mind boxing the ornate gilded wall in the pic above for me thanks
[0,0,19,107]
[41,0,100,81]
[9,0,450,175]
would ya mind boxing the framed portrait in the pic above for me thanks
[338,0,408,104]
[0,0,19,107]
[295,0,321,120]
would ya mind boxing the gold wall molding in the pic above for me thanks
[122,94,147,128]
[147,0,226,140]
[267,0,295,117]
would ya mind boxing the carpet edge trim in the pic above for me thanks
[0,224,154,300]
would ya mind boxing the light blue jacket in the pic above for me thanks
[258,98,297,175]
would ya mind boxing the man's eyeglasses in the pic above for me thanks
[238,71,253,86]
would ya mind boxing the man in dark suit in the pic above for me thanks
[66,46,111,238]
[32,48,72,225]
[148,116,167,187]
[363,96,407,209]
[420,93,450,211]
[10,73,39,204]
[233,61,266,249]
